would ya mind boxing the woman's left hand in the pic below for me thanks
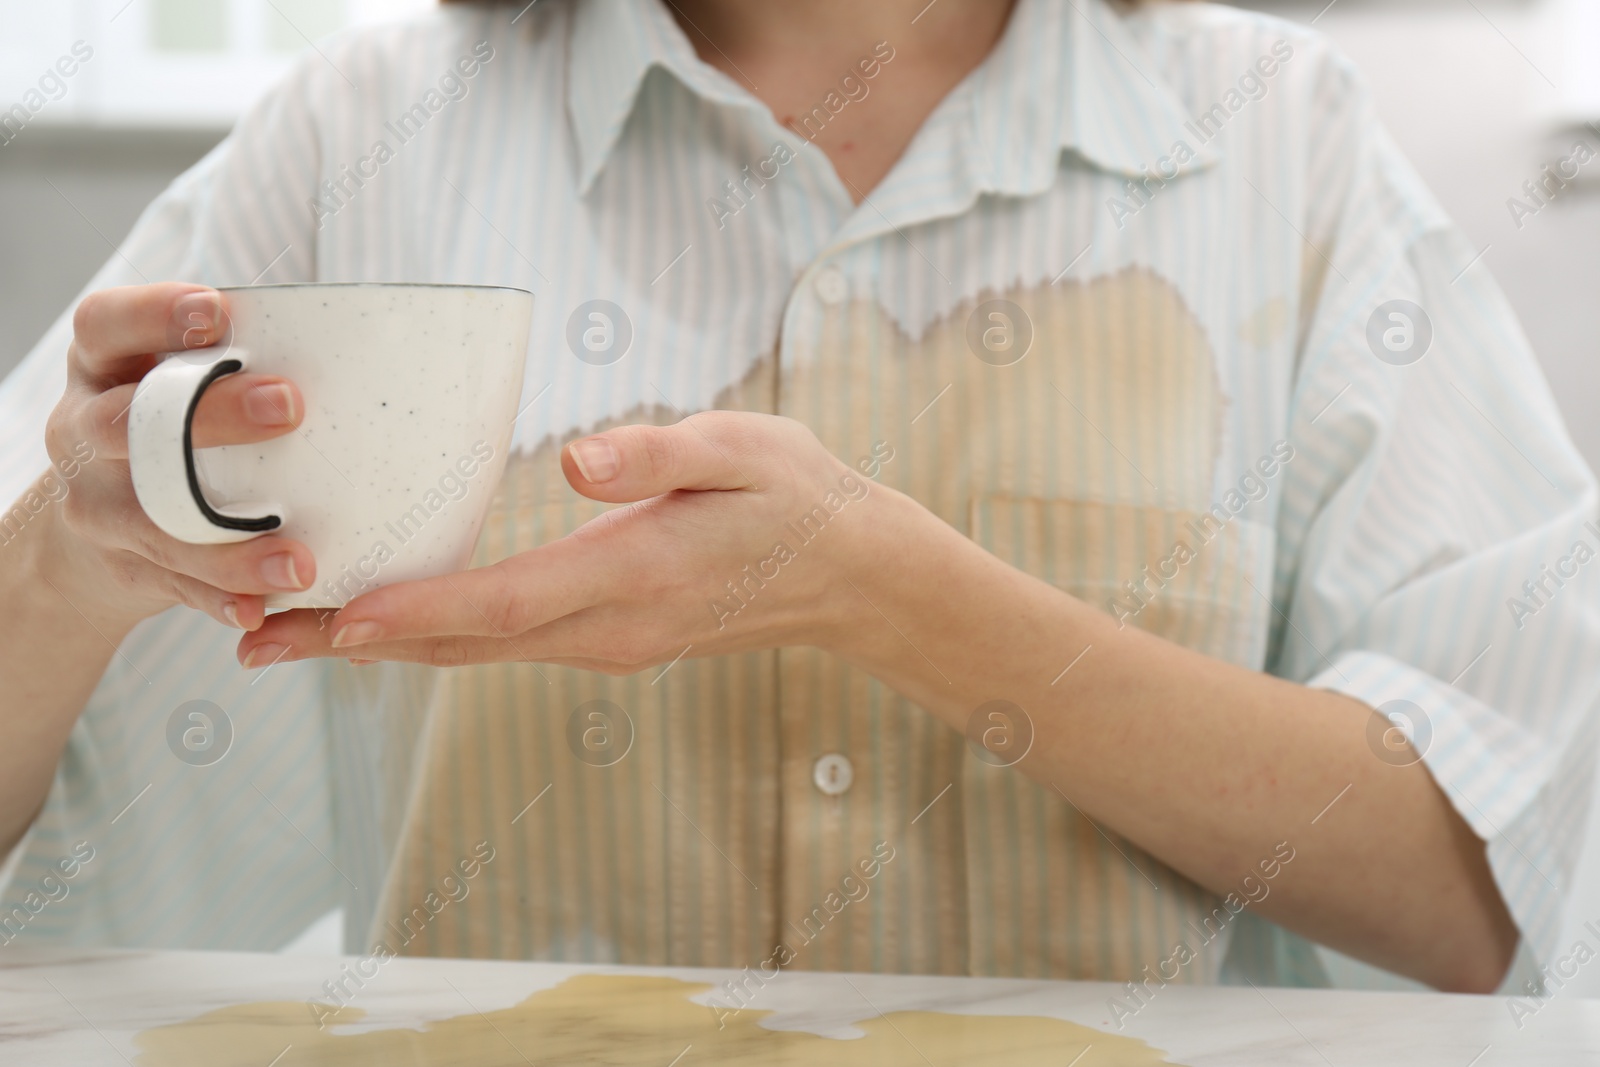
[236,412,895,672]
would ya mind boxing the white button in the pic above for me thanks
[812,753,854,796]
[813,267,848,305]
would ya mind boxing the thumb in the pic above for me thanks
[562,417,758,502]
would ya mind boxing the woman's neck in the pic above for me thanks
[665,0,1018,202]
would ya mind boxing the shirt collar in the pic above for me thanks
[965,0,1219,196]
[567,0,759,195]
[567,0,1216,199]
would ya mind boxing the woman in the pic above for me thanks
[1,0,1595,996]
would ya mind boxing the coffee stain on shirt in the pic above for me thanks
[350,265,1265,983]
[134,973,1184,1066]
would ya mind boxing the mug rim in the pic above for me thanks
[215,281,533,295]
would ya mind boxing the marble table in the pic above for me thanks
[3,947,1599,1064]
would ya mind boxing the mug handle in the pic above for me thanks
[128,347,285,544]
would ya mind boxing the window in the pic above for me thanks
[0,0,436,128]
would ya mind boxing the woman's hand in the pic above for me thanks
[40,282,317,633]
[238,413,897,671]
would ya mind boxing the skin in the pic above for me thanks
[663,0,1014,199]
[3,0,1516,993]
[3,284,318,863]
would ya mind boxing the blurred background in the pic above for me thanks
[2,0,1599,986]
[0,0,434,369]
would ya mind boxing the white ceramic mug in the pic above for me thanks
[128,282,532,610]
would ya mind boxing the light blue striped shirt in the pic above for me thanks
[2,0,1596,992]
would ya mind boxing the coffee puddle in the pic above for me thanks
[134,973,1181,1065]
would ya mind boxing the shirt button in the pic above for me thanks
[813,267,848,305]
[812,753,854,796]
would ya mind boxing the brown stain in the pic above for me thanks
[502,263,1225,514]
[358,265,1258,982]
[783,264,1226,516]
[133,973,1183,1066]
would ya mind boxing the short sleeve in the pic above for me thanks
[1257,42,1600,986]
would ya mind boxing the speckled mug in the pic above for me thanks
[128,283,532,610]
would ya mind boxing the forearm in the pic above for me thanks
[0,481,130,856]
[830,486,1516,992]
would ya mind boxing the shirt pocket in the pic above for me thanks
[968,494,1277,668]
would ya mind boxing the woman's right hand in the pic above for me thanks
[38,282,317,633]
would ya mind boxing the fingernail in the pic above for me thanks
[245,383,298,426]
[347,658,376,666]
[260,552,304,591]
[243,643,288,669]
[222,601,242,629]
[173,291,222,349]
[571,438,619,483]
[332,621,383,648]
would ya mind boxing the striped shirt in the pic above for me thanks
[2,0,1596,993]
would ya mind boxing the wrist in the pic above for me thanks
[19,490,143,642]
[817,483,1107,735]
[817,482,957,664]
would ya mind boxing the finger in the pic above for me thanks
[165,570,268,631]
[561,413,764,502]
[194,372,305,445]
[83,374,305,460]
[71,283,227,383]
[241,614,646,671]
[317,541,609,647]
[129,529,317,599]
[243,613,682,674]
[238,613,510,669]
[109,549,269,631]
[79,478,317,597]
